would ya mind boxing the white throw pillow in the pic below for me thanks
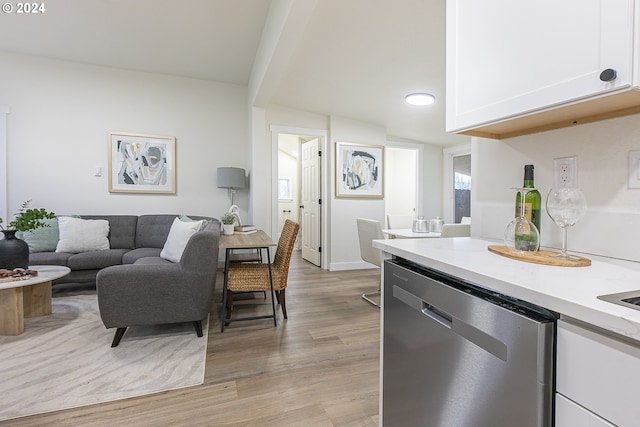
[56,217,110,253]
[160,217,204,263]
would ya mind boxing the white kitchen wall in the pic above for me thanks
[0,51,248,220]
[473,113,640,262]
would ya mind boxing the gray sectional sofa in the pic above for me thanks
[29,214,219,285]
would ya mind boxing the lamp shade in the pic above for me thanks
[217,167,246,189]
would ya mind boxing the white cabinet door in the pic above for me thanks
[557,319,640,427]
[446,0,634,133]
[556,394,615,427]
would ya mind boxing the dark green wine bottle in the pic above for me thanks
[515,164,541,233]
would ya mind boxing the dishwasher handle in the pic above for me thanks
[392,284,508,361]
[422,302,452,329]
[393,285,452,329]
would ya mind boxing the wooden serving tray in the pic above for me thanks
[488,245,591,267]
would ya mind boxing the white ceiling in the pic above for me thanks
[0,0,470,147]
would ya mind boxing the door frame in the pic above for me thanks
[271,125,328,269]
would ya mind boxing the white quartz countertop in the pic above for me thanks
[373,237,640,343]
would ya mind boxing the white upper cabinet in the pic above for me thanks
[446,0,636,138]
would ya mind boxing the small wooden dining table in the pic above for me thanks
[218,230,277,332]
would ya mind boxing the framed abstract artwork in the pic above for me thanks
[108,132,176,194]
[335,141,384,198]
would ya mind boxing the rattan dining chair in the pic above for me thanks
[222,219,300,331]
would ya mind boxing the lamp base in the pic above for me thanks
[228,205,242,226]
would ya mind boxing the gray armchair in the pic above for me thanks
[96,224,220,347]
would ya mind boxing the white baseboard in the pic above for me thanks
[329,261,379,271]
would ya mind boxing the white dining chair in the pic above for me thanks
[387,214,414,229]
[356,218,385,308]
[439,223,471,237]
[461,216,471,225]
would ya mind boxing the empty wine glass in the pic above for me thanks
[504,188,540,252]
[546,188,587,259]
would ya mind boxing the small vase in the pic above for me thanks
[222,224,235,235]
[0,230,30,269]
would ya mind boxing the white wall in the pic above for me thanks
[0,52,248,219]
[421,142,444,220]
[473,113,640,262]
[329,116,387,271]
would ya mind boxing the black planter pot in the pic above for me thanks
[0,230,29,269]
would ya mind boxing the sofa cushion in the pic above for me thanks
[135,215,180,248]
[160,218,204,263]
[29,251,73,266]
[82,215,137,249]
[122,247,162,264]
[66,249,130,270]
[56,217,110,253]
[133,257,174,265]
[17,218,59,253]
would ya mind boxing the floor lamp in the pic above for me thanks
[217,167,246,224]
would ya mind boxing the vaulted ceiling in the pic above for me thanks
[0,0,470,146]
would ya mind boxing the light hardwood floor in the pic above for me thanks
[2,253,381,427]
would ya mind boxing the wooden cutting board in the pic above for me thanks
[488,245,591,267]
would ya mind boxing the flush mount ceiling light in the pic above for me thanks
[405,93,436,106]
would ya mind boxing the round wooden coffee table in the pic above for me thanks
[0,265,70,335]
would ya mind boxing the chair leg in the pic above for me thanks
[362,290,381,308]
[192,320,203,337]
[226,291,234,317]
[221,248,231,333]
[221,290,234,333]
[111,327,127,347]
[279,290,288,319]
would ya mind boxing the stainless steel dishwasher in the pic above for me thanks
[383,258,557,427]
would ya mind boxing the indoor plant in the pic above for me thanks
[220,212,236,236]
[0,200,56,269]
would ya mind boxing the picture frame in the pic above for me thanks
[335,141,384,198]
[108,132,176,194]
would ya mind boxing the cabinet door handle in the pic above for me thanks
[600,68,617,82]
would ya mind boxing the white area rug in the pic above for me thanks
[0,294,208,422]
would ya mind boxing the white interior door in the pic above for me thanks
[301,138,320,266]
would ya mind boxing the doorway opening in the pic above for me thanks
[443,144,472,224]
[453,154,471,223]
[272,126,327,268]
[384,144,422,228]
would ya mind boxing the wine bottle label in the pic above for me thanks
[515,202,533,220]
